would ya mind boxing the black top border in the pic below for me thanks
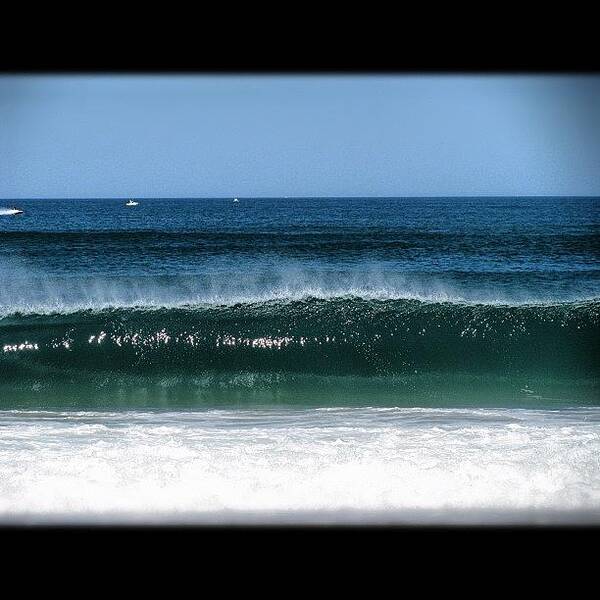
[2,66,599,74]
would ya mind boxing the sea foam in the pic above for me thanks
[1,407,599,523]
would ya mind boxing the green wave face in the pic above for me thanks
[1,298,598,409]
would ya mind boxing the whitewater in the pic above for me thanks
[1,407,599,524]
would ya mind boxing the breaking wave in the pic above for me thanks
[0,297,597,407]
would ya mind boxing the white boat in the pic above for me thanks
[233,198,239,203]
[125,200,139,206]
[2,207,24,215]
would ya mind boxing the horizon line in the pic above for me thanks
[2,195,599,201]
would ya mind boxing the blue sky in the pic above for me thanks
[1,75,599,198]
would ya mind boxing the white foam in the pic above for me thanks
[1,407,599,523]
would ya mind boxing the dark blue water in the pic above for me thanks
[0,197,598,408]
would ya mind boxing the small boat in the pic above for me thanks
[125,200,139,207]
[233,198,239,203]
[2,207,24,215]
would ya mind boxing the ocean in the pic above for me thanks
[0,197,599,523]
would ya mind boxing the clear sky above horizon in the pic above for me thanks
[1,75,599,198]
